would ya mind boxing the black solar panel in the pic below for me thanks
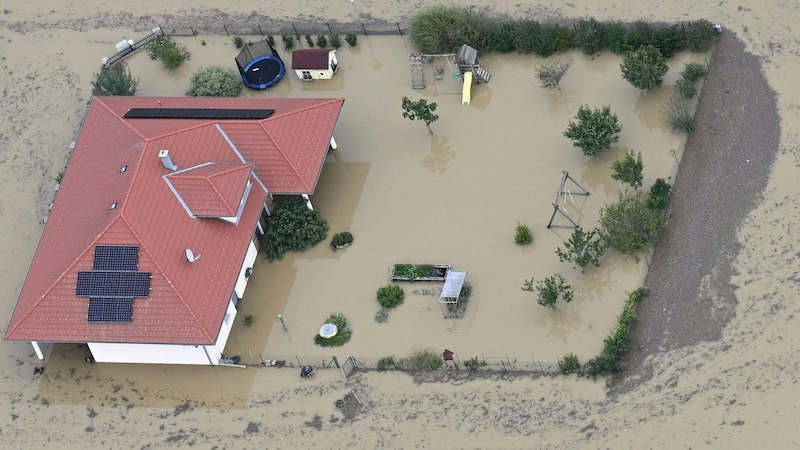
[123,108,275,120]
[76,271,151,298]
[93,245,139,271]
[88,298,134,323]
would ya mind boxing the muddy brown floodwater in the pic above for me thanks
[1,0,800,448]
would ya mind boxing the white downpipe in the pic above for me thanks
[330,136,338,150]
[302,194,314,210]
[31,341,44,360]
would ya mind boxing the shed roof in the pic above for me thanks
[292,49,334,70]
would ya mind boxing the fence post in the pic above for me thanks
[258,24,264,37]
[397,23,402,36]
[224,24,230,36]
[537,361,545,374]
[326,22,333,35]
[361,22,368,36]
[292,23,299,38]
[332,355,340,369]
[295,355,302,367]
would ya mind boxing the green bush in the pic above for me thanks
[555,227,606,271]
[626,20,654,49]
[377,284,405,309]
[146,35,190,70]
[377,356,396,370]
[314,312,353,347]
[573,17,606,55]
[583,288,648,377]
[620,45,669,90]
[486,22,518,53]
[512,20,540,53]
[243,313,255,326]
[316,35,328,47]
[682,19,715,52]
[282,34,296,50]
[651,24,681,57]
[515,223,533,245]
[647,178,672,210]
[522,273,574,308]
[330,34,342,48]
[410,5,487,53]
[564,105,622,157]
[398,348,444,371]
[535,58,573,90]
[674,78,697,99]
[345,32,358,47]
[611,149,644,189]
[264,201,329,261]
[233,36,244,49]
[599,192,666,256]
[305,34,314,47]
[535,23,572,56]
[330,231,353,248]
[681,62,707,82]
[91,63,139,96]
[664,93,695,133]
[393,264,440,279]
[187,66,242,97]
[559,353,581,375]
[463,356,486,372]
[605,22,631,54]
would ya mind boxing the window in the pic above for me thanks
[302,71,312,80]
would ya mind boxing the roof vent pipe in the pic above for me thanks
[158,149,178,171]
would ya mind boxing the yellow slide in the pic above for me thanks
[462,71,473,105]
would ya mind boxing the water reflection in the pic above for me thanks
[634,86,671,130]
[579,145,629,195]
[535,307,583,343]
[422,135,455,175]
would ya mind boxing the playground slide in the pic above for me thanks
[462,71,473,105]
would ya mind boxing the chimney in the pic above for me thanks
[158,149,178,171]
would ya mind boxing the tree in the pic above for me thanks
[91,64,139,96]
[555,227,606,271]
[535,58,573,90]
[522,273,574,308]
[264,201,329,261]
[146,35,190,70]
[620,45,669,90]
[187,66,242,97]
[402,96,439,135]
[573,17,606,55]
[599,192,666,256]
[611,149,644,189]
[563,105,621,157]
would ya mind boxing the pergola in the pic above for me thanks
[439,270,468,318]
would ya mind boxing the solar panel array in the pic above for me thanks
[88,298,134,323]
[123,108,275,120]
[76,245,152,323]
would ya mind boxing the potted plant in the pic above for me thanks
[330,231,354,250]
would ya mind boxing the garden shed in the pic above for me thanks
[291,49,339,81]
[235,39,285,89]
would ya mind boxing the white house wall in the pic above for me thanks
[234,240,258,299]
[205,300,237,364]
[88,341,211,365]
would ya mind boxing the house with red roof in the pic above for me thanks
[4,96,344,365]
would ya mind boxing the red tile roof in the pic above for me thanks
[5,96,344,345]
[292,49,334,70]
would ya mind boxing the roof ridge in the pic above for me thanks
[122,214,215,342]
[94,97,149,142]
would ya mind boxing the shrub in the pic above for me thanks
[393,264,440,279]
[573,17,606,55]
[681,62,707,82]
[242,313,255,326]
[377,356,396,370]
[559,353,581,375]
[674,78,697,99]
[91,63,139,96]
[316,35,328,47]
[330,231,354,248]
[398,348,444,371]
[187,66,242,97]
[683,19,715,52]
[345,32,358,47]
[664,93,695,133]
[647,178,672,210]
[314,312,353,347]
[282,34,295,50]
[486,22,517,53]
[583,288,648,377]
[651,24,681,57]
[463,356,486,372]
[515,223,533,245]
[620,45,669,90]
[410,5,486,53]
[555,227,606,271]
[233,36,244,48]
[535,23,572,56]
[611,149,644,189]
[605,22,631,54]
[377,285,405,309]
[305,34,314,47]
[330,34,342,48]
[626,20,654,49]
[146,35,190,70]
[535,58,573,90]
[599,192,666,256]
[512,20,540,53]
[522,273,574,308]
[264,201,329,261]
[563,105,622,157]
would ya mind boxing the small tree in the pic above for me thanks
[611,149,644,189]
[555,227,606,271]
[515,223,533,245]
[146,35,190,70]
[681,62,707,82]
[187,66,242,97]
[522,273,574,308]
[682,19,715,52]
[599,192,666,256]
[664,93,695,133]
[573,17,606,55]
[91,64,139,96]
[535,58,573,90]
[647,178,672,210]
[563,105,622,157]
[620,45,669,90]
[401,96,439,135]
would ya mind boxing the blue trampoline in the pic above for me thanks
[235,40,285,90]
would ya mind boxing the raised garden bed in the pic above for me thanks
[389,264,450,282]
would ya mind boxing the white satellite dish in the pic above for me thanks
[186,248,201,263]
